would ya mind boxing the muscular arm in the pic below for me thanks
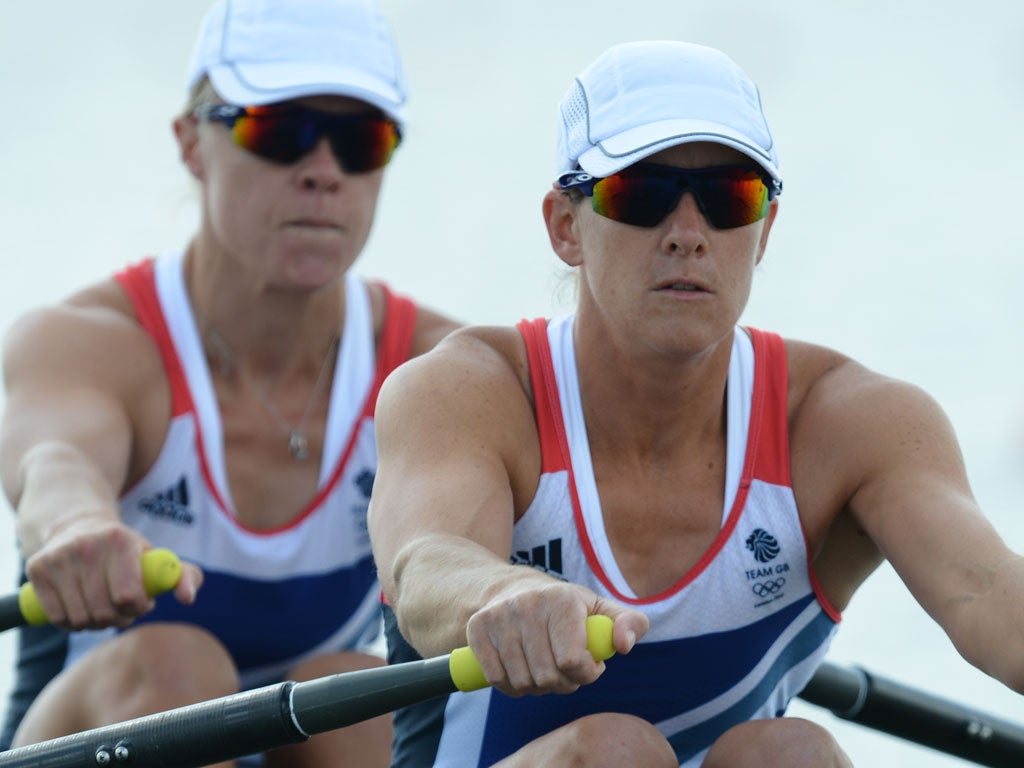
[0,291,199,629]
[793,350,1024,693]
[368,329,647,696]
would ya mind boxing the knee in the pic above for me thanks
[89,623,239,713]
[704,718,852,768]
[13,623,239,744]
[528,713,676,768]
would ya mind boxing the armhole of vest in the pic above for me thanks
[114,259,191,417]
[367,282,418,416]
[746,327,792,488]
[516,318,566,474]
[748,327,842,623]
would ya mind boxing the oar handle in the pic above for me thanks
[448,614,616,692]
[17,547,183,626]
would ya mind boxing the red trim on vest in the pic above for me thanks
[114,259,193,418]
[518,318,608,591]
[115,258,232,516]
[304,284,420,532]
[116,264,420,535]
[516,318,569,474]
[745,328,840,623]
[746,328,791,488]
[517,322,789,605]
[366,283,418,418]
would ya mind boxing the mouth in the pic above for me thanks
[284,217,342,231]
[658,279,710,294]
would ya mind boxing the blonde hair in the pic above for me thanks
[181,77,221,116]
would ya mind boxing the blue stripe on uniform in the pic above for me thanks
[669,606,837,762]
[474,594,832,766]
[131,556,378,671]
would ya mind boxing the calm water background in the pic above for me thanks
[1,1,1023,764]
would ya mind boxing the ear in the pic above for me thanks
[754,198,779,266]
[542,186,584,268]
[173,115,204,181]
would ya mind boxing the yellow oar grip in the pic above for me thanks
[449,614,616,693]
[140,547,184,597]
[18,548,183,626]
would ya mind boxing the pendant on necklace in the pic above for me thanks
[288,430,309,462]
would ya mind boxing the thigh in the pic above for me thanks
[494,712,677,768]
[703,717,853,768]
[12,622,239,748]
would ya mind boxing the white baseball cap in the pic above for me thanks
[186,0,407,126]
[555,41,780,185]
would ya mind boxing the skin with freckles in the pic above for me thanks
[369,138,1024,766]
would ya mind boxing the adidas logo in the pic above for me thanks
[511,538,564,578]
[138,476,194,526]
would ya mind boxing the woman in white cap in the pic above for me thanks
[368,40,1024,766]
[0,0,459,765]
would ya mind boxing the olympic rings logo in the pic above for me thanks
[751,578,786,597]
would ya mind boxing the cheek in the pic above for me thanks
[202,162,274,247]
[345,174,385,247]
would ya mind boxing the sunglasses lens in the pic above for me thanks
[327,117,400,172]
[227,107,400,171]
[229,106,313,163]
[694,168,770,229]
[587,166,770,229]
[591,172,681,227]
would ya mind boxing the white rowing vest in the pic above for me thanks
[65,250,418,689]
[427,316,840,767]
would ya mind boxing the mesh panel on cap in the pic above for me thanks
[560,80,591,170]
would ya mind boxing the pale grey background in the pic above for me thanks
[1,1,1022,765]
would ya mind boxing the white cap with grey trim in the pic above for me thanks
[186,0,407,127]
[555,41,780,185]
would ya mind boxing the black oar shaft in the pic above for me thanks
[0,594,25,633]
[799,662,1024,768]
[0,655,457,768]
[0,683,302,768]
[291,654,455,734]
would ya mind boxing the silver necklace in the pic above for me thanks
[206,329,338,462]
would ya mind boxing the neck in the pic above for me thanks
[183,240,347,377]
[574,320,734,458]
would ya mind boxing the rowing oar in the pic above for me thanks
[798,661,1024,768]
[0,615,616,767]
[0,548,183,632]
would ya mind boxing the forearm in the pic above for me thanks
[388,532,560,658]
[14,440,123,557]
[952,555,1024,694]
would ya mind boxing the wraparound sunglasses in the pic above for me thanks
[558,163,781,229]
[193,103,401,173]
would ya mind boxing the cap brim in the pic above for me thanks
[208,62,406,125]
[577,118,780,182]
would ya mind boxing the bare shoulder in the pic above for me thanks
[785,338,950,440]
[376,324,539,499]
[380,324,531,416]
[409,304,463,357]
[784,337,965,531]
[3,277,163,397]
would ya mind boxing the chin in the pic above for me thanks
[278,251,352,288]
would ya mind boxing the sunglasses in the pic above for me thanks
[193,104,401,172]
[558,163,781,229]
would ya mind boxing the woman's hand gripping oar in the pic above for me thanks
[0,547,182,631]
[0,615,616,768]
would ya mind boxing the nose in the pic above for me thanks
[297,137,343,193]
[661,191,708,256]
